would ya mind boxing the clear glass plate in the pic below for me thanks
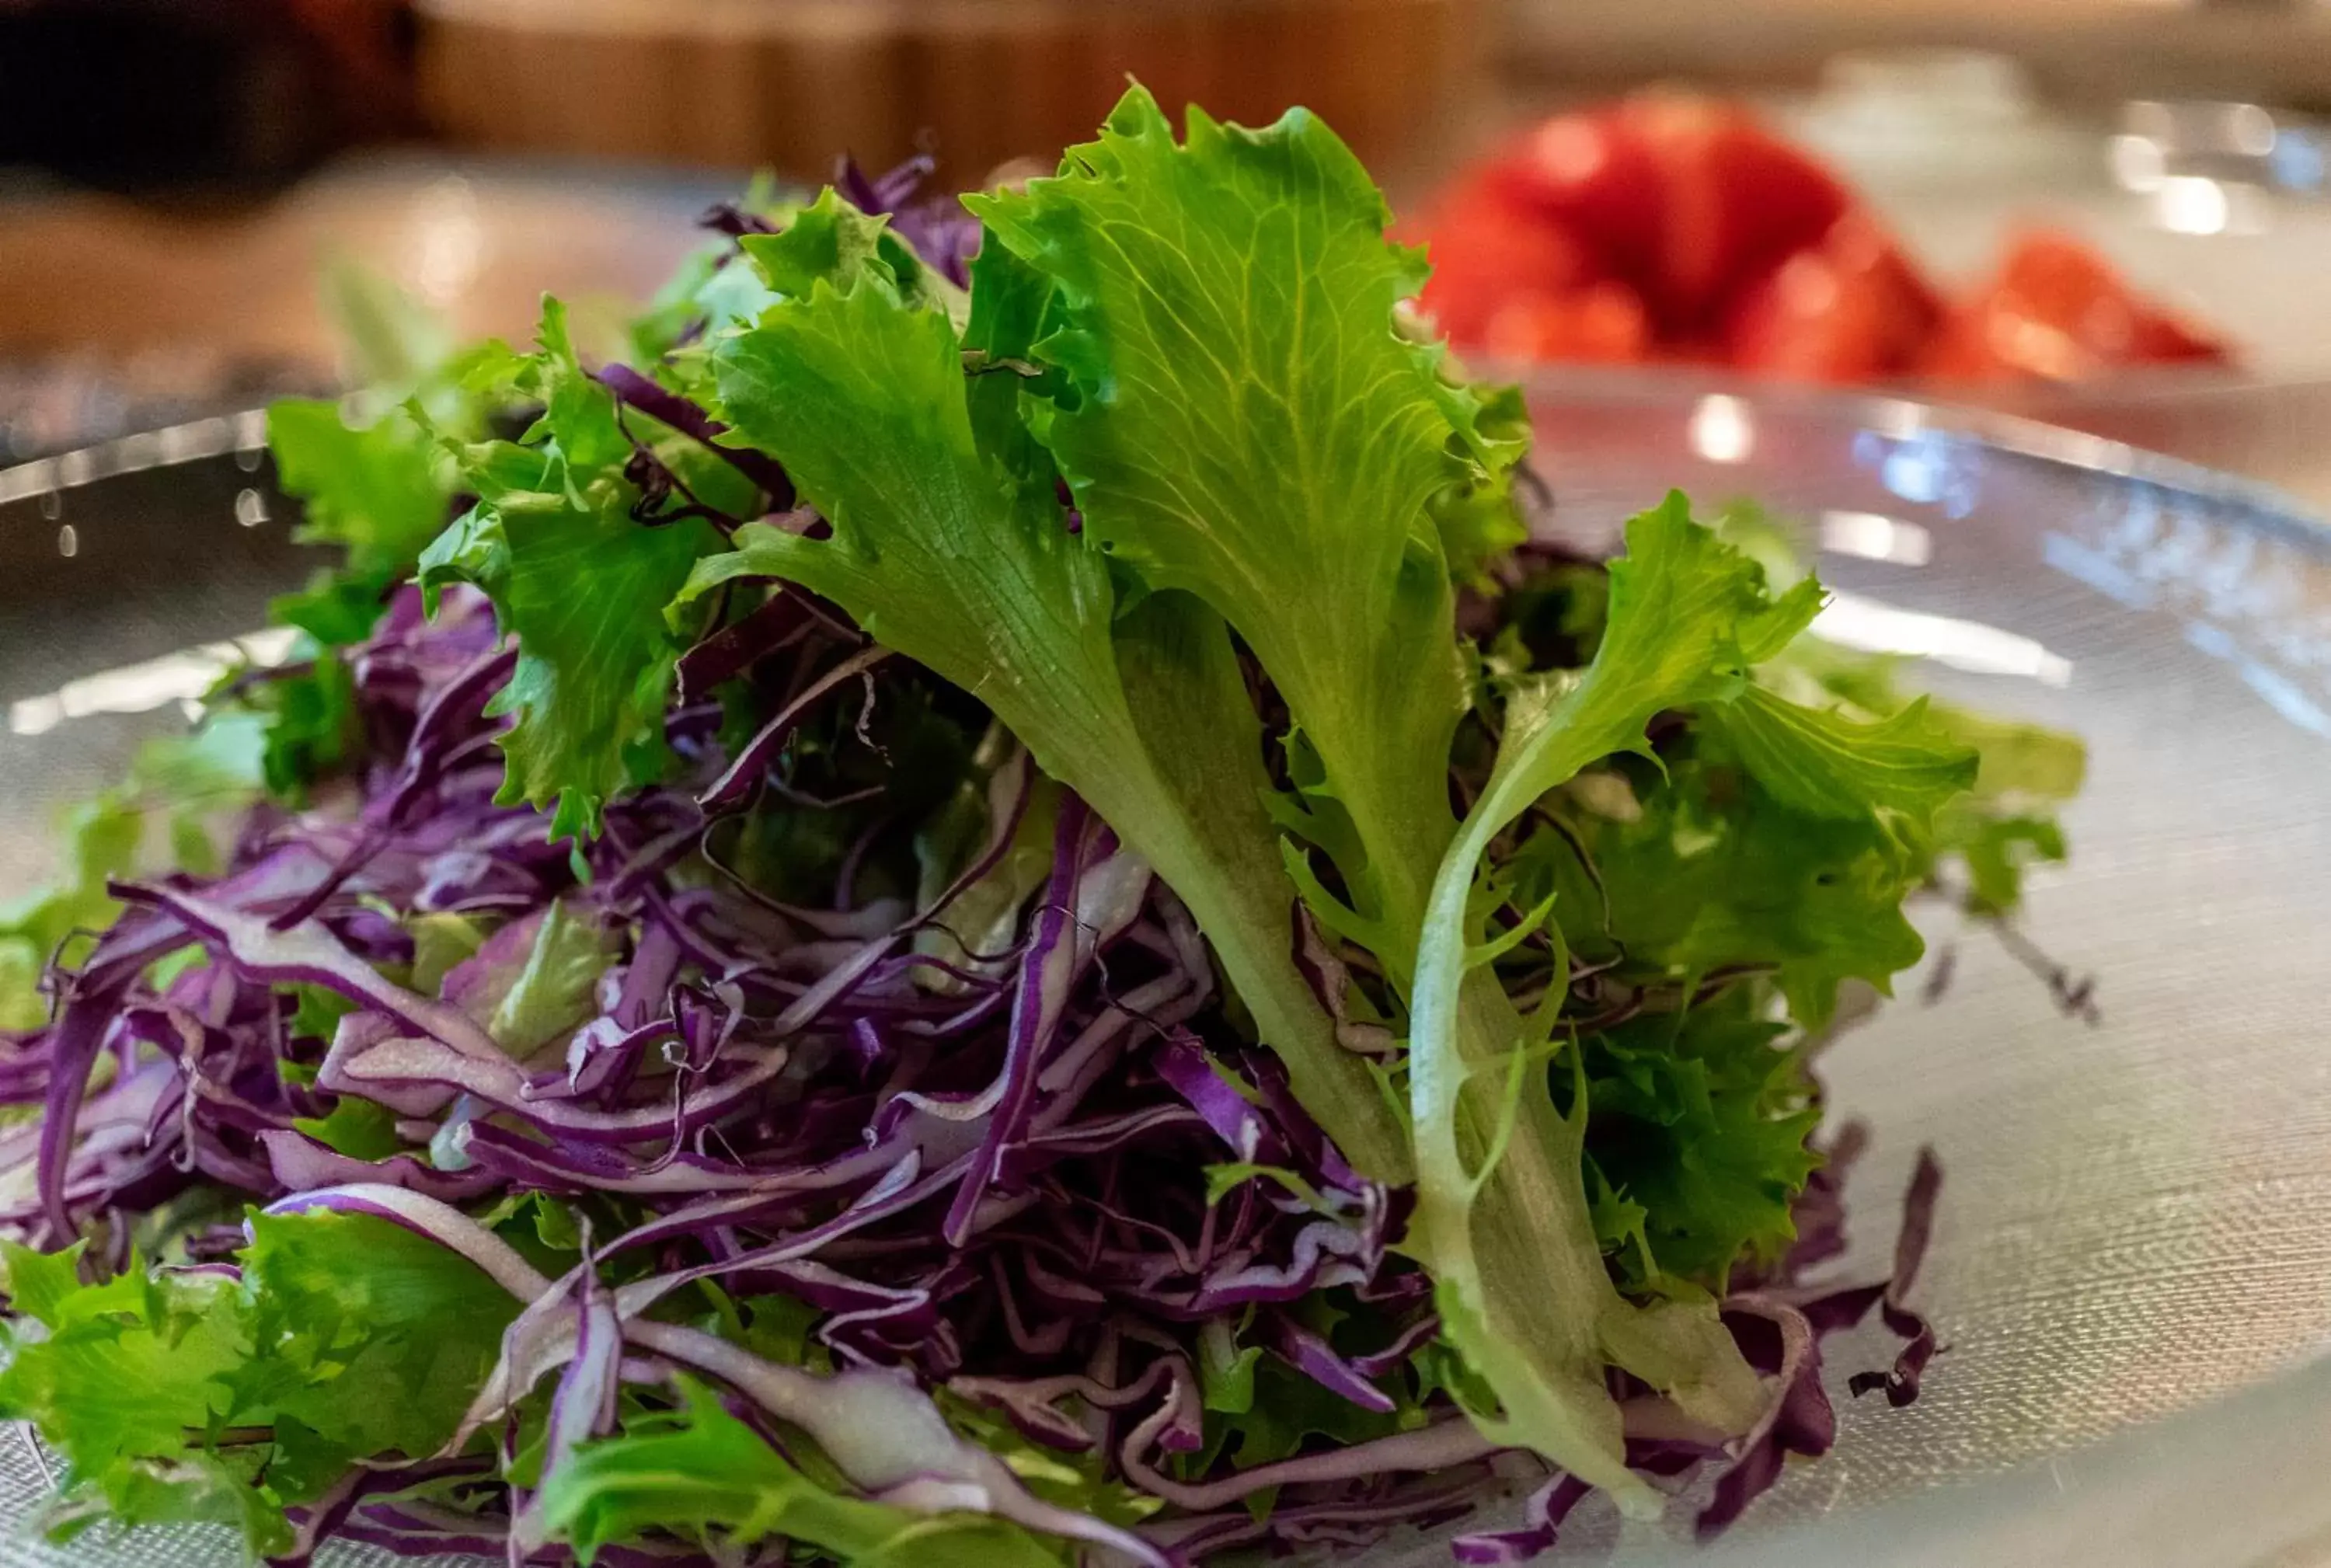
[2,382,2328,1567]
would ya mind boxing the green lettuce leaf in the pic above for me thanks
[408,911,490,995]
[420,301,723,840]
[234,1209,519,1471]
[1582,991,1823,1288]
[233,650,361,798]
[1708,687,1977,826]
[423,492,707,840]
[2,725,267,1028]
[263,267,504,652]
[0,1245,256,1521]
[1718,508,2086,915]
[481,900,615,1054]
[737,187,954,315]
[1576,765,1929,1032]
[0,1211,518,1554]
[971,85,1515,956]
[267,399,449,619]
[1949,810,2069,915]
[1193,1354,1409,1481]
[1781,650,2085,915]
[535,1380,1066,1568]
[319,257,459,391]
[1406,495,1821,1507]
[288,1096,402,1160]
[690,193,1405,1180]
[0,797,141,1030]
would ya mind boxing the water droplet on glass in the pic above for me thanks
[37,491,61,521]
[56,523,78,558]
[235,488,269,528]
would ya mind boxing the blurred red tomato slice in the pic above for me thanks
[1922,231,2230,382]
[1413,173,1601,347]
[1723,213,1942,383]
[1487,110,1667,282]
[1479,281,1652,364]
[1480,96,1850,333]
[1622,94,1852,331]
[1415,103,2232,385]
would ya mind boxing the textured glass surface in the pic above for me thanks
[2,382,2327,1567]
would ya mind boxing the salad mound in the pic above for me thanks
[0,89,2082,1566]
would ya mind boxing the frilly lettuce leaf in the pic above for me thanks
[2,727,266,1029]
[538,1379,1066,1566]
[688,193,1406,1181]
[466,899,616,1055]
[1582,991,1824,1288]
[1559,757,1932,1032]
[0,1211,518,1555]
[1409,495,1796,1506]
[971,85,1519,956]
[420,298,725,840]
[266,399,449,645]
[1709,687,1977,825]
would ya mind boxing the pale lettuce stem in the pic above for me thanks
[1408,840,1660,1509]
[1287,722,1664,1504]
[1408,772,1763,1513]
[1096,794,1413,1186]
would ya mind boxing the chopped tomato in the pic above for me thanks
[1476,97,1848,335]
[1723,214,1942,383]
[1480,281,1651,364]
[1413,99,2235,385]
[1486,110,1667,283]
[1622,93,1851,332]
[1922,231,2231,382]
[1413,173,1601,348]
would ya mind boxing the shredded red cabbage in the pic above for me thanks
[2,571,1942,1563]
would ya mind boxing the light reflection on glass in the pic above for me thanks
[1819,509,1932,566]
[6,627,299,737]
[2158,175,2232,235]
[2044,532,2148,608]
[1688,394,1754,465]
[2111,133,2167,193]
[110,431,161,476]
[2186,622,2331,738]
[2270,131,2326,195]
[1812,590,2074,686]
[2047,472,2331,741]
[2153,175,2269,237]
[2229,103,2277,159]
[1864,401,1927,442]
[0,413,259,507]
[1861,427,1979,519]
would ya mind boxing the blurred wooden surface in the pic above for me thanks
[416,0,1481,184]
[0,161,716,385]
[1503,0,2331,106]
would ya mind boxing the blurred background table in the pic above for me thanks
[5,0,2331,501]
[1503,0,2331,106]
[416,0,1478,186]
